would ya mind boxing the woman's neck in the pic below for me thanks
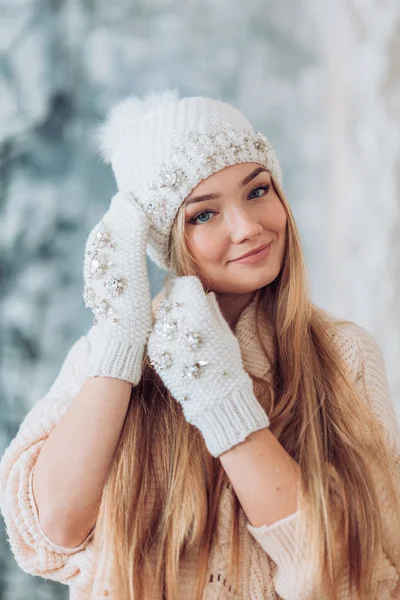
[214,290,257,329]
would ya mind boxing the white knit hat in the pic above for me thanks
[96,89,283,270]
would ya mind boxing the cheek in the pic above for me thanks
[273,205,288,260]
[186,227,224,262]
[277,209,288,236]
[265,198,287,235]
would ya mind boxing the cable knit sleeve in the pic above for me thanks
[246,321,400,599]
[0,327,101,589]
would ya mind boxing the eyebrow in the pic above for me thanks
[185,166,269,207]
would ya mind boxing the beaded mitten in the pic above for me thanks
[147,276,270,457]
[82,192,153,384]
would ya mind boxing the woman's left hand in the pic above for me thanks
[147,276,270,457]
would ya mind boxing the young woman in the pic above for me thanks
[1,90,400,600]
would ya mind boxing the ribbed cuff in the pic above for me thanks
[247,511,315,599]
[86,337,145,385]
[247,511,301,566]
[190,383,270,458]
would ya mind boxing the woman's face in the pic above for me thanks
[183,162,287,295]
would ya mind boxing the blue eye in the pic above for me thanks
[248,184,270,199]
[197,212,211,223]
[189,210,214,225]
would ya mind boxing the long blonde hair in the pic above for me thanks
[89,175,400,599]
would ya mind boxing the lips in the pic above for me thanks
[231,242,271,262]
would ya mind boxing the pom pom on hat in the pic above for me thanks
[95,88,180,164]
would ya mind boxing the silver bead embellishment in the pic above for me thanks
[83,286,96,309]
[230,142,242,156]
[156,300,173,318]
[103,276,126,297]
[86,224,116,254]
[181,360,208,379]
[92,299,114,324]
[93,229,115,250]
[158,163,177,187]
[150,162,187,195]
[154,297,182,340]
[155,317,179,340]
[178,395,188,402]
[181,330,202,351]
[86,249,113,280]
[146,195,169,226]
[205,152,219,168]
[151,350,173,371]
[84,287,120,326]
[254,133,269,152]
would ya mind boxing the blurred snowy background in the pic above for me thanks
[1,0,400,598]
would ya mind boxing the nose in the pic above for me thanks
[226,207,264,244]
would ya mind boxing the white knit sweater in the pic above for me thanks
[1,292,399,599]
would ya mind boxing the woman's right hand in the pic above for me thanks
[82,191,153,385]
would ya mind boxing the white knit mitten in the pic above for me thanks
[83,191,153,385]
[147,276,270,457]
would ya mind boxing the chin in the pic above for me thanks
[206,271,279,296]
